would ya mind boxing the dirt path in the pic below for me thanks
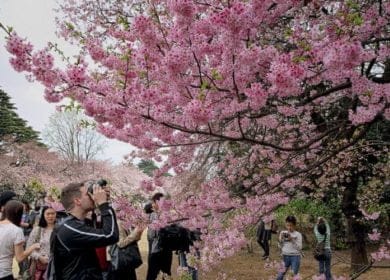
[13,232,389,279]
[135,233,390,280]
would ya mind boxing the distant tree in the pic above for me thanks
[42,105,105,164]
[0,88,40,145]
[137,159,159,177]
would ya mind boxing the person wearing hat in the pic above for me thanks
[0,190,17,219]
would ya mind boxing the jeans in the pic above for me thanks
[276,255,301,280]
[178,251,198,280]
[318,249,332,280]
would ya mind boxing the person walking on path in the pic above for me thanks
[146,193,173,280]
[314,217,332,280]
[0,200,40,280]
[276,215,302,280]
[256,219,277,260]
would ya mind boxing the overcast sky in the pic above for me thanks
[0,0,134,164]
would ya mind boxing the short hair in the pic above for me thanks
[61,182,84,211]
[2,200,24,226]
[285,215,297,225]
[151,192,164,202]
[38,206,55,228]
[318,223,327,235]
[0,190,17,208]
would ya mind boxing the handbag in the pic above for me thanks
[313,233,327,261]
[110,241,143,271]
[22,259,36,280]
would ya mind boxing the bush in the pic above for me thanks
[275,199,333,249]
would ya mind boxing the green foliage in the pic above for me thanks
[137,159,171,177]
[0,182,14,193]
[48,186,61,199]
[137,159,159,176]
[20,179,46,204]
[0,89,41,144]
[177,268,193,280]
[275,198,331,228]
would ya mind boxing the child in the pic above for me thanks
[276,216,302,280]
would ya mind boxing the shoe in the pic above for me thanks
[262,255,269,260]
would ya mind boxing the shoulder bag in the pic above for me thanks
[313,233,327,261]
[110,241,143,271]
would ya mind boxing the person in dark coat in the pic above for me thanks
[256,219,277,260]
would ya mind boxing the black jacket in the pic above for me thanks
[53,203,119,280]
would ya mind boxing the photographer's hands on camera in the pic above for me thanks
[90,185,110,207]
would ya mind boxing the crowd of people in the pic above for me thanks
[0,183,198,280]
[1,183,333,280]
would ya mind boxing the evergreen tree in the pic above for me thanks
[0,88,40,143]
[137,159,159,177]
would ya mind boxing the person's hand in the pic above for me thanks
[20,222,29,228]
[91,185,108,206]
[29,243,40,251]
[39,255,49,264]
[104,185,111,201]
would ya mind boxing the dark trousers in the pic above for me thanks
[146,239,172,280]
[318,249,332,280]
[259,239,270,256]
[146,251,172,280]
[0,275,14,280]
[258,229,271,257]
[111,268,136,280]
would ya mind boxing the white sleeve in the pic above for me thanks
[295,232,303,250]
[14,227,25,245]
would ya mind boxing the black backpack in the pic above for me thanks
[158,224,192,252]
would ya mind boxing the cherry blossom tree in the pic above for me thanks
[2,0,390,272]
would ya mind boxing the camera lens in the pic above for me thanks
[97,179,107,187]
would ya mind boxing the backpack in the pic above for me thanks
[158,224,191,252]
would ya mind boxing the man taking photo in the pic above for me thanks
[51,181,119,280]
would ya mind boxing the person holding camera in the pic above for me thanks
[276,215,302,280]
[50,181,119,280]
[314,217,332,280]
[146,192,173,280]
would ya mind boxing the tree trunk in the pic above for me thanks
[341,177,369,273]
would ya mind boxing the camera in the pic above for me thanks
[87,179,108,194]
[282,232,290,239]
